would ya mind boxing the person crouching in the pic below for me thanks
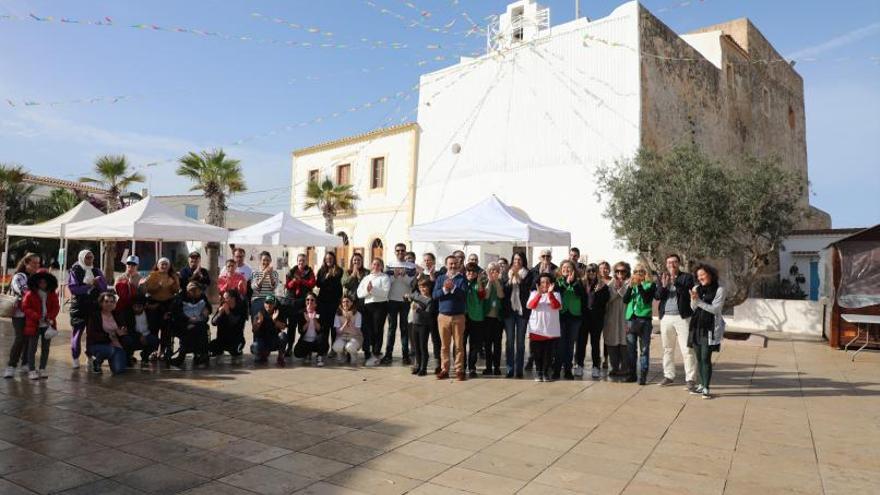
[121,296,160,367]
[294,294,328,366]
[170,282,212,368]
[209,289,248,357]
[332,295,362,365]
[251,295,288,366]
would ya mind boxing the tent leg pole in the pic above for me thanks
[131,238,136,256]
[1,236,8,292]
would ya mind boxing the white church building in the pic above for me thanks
[290,0,824,266]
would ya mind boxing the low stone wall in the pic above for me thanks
[729,298,824,336]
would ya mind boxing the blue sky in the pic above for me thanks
[0,0,877,227]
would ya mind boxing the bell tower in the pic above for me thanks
[487,0,550,52]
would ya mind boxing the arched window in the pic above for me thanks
[371,238,384,264]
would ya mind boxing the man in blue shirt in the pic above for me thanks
[433,255,468,380]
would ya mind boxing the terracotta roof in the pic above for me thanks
[23,174,109,195]
[790,228,865,236]
[292,122,419,157]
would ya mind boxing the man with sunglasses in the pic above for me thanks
[655,253,697,391]
[530,249,558,287]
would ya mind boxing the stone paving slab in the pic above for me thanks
[1,316,878,494]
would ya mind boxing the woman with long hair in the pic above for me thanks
[623,263,655,384]
[141,257,180,363]
[554,260,584,380]
[284,253,316,356]
[4,252,40,378]
[689,264,725,399]
[68,250,108,369]
[603,261,630,378]
[86,292,128,375]
[577,263,610,379]
[357,258,390,366]
[503,252,533,379]
[316,252,343,357]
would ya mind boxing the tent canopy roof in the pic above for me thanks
[409,195,571,246]
[227,212,342,248]
[64,196,228,242]
[7,201,104,239]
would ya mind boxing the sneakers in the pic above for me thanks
[327,350,337,360]
[685,381,696,392]
[701,389,712,400]
[573,365,584,378]
[28,370,39,380]
[658,377,674,387]
[379,355,393,366]
[367,356,381,367]
[690,385,704,395]
[3,367,13,379]
[71,357,80,370]
[316,356,325,368]
[638,376,646,385]
[534,374,542,382]
[38,369,47,379]
[591,367,601,379]
[91,359,102,374]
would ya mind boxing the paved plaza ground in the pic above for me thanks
[0,316,878,495]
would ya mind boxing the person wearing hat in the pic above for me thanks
[209,288,248,357]
[251,294,288,366]
[115,255,142,318]
[21,269,59,380]
[179,251,211,292]
[170,281,212,368]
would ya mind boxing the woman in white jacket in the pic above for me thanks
[357,259,391,366]
[688,264,725,400]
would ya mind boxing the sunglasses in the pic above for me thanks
[615,269,627,273]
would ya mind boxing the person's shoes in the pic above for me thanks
[534,374,542,382]
[380,355,393,365]
[685,381,696,392]
[402,356,412,365]
[658,377,674,387]
[591,366,601,379]
[276,356,286,367]
[28,370,39,380]
[284,350,292,357]
[564,370,575,380]
[170,355,186,368]
[327,350,337,359]
[550,371,561,381]
[3,366,14,379]
[573,365,583,378]
[482,368,492,376]
[434,366,442,375]
[456,371,467,381]
[71,357,80,369]
[411,367,419,375]
[493,368,502,376]
[91,359,102,374]
[437,370,449,380]
[515,372,524,379]
[690,385,704,396]
[417,369,427,376]
[525,358,534,371]
[506,370,514,378]
[638,376,647,385]
[316,356,325,367]
[609,369,624,377]
[468,370,478,379]
[623,375,637,383]
[702,389,712,400]
[38,369,48,379]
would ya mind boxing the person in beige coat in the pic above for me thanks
[603,261,630,377]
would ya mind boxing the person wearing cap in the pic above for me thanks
[170,281,212,368]
[21,269,59,380]
[115,255,142,318]
[120,295,159,366]
[209,289,248,357]
[179,251,210,292]
[251,294,288,366]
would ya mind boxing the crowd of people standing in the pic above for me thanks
[3,244,726,399]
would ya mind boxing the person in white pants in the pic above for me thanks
[654,254,697,391]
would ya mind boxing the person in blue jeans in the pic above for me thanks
[623,264,655,385]
[503,252,533,379]
[86,292,128,375]
[554,260,585,380]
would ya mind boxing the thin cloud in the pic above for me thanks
[787,21,880,60]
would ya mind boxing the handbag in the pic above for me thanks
[44,326,59,340]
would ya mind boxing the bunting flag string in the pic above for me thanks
[4,94,137,108]
[0,12,437,51]
[360,1,484,38]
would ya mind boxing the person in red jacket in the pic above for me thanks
[283,253,316,356]
[114,255,142,317]
[22,270,60,380]
[218,258,248,295]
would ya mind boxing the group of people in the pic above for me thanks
[3,244,726,399]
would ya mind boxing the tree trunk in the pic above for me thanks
[102,194,119,280]
[324,209,334,234]
[204,194,223,303]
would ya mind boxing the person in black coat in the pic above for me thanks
[503,252,533,379]
[315,252,343,357]
[209,289,248,357]
[578,264,610,379]
[655,253,698,389]
[178,251,211,292]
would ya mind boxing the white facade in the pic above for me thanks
[779,229,863,301]
[414,1,641,264]
[290,123,419,267]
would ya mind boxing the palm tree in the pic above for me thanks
[304,176,359,234]
[80,154,145,275]
[177,149,246,297]
[0,164,28,253]
[36,188,80,223]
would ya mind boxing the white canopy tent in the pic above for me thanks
[227,212,342,248]
[64,195,229,244]
[2,201,105,295]
[409,195,571,246]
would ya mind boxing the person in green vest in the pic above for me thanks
[464,262,487,379]
[623,263,656,385]
[554,260,585,380]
